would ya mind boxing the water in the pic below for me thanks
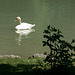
[0,0,75,57]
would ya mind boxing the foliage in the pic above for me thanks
[43,25,75,70]
[0,57,75,74]
[0,57,44,72]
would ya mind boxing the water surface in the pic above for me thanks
[0,0,75,57]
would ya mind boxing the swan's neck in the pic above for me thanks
[19,19,21,24]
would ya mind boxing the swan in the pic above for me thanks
[15,17,35,30]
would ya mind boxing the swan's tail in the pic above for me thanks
[30,24,35,29]
[32,24,35,27]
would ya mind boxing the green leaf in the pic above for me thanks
[42,41,47,46]
[43,35,49,39]
[43,30,50,34]
[47,25,50,29]
[71,39,75,43]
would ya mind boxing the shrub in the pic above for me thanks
[43,25,75,70]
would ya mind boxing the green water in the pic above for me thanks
[0,0,75,57]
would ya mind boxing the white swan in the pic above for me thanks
[15,17,35,30]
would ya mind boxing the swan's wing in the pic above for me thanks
[21,23,35,26]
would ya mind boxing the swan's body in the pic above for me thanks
[15,17,35,30]
[15,22,35,30]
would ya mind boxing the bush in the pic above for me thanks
[43,25,75,70]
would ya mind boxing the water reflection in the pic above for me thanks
[15,29,35,45]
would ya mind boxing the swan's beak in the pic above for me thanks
[15,19,17,21]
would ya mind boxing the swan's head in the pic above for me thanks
[15,16,21,21]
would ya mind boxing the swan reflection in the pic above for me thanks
[15,29,35,45]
